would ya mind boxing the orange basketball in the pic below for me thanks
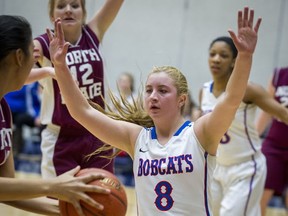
[59,168,127,216]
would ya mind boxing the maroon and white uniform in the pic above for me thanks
[0,98,13,166]
[35,25,113,178]
[262,67,288,195]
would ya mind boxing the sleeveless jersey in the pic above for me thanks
[35,25,104,131]
[264,67,288,148]
[201,81,262,165]
[133,121,216,215]
[0,99,13,166]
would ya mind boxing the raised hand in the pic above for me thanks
[47,18,69,66]
[48,166,110,216]
[228,7,262,54]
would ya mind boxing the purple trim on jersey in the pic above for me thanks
[151,121,192,139]
[174,121,191,136]
[151,127,157,139]
[0,98,12,165]
[209,82,214,93]
[244,155,257,215]
[203,152,211,216]
[244,104,257,152]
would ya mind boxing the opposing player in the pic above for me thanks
[33,0,124,178]
[48,7,261,215]
[256,66,288,216]
[0,14,110,216]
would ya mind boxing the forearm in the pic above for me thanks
[256,111,272,135]
[273,105,288,125]
[226,53,253,106]
[54,64,91,119]
[0,178,51,201]
[3,197,59,216]
[25,67,54,84]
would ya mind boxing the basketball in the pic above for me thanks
[59,168,127,216]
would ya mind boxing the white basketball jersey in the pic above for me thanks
[133,121,216,215]
[201,81,262,165]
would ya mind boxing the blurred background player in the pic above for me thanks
[110,72,137,186]
[198,36,288,216]
[256,66,288,216]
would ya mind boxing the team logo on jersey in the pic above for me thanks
[0,127,12,165]
[275,86,288,107]
[137,154,193,176]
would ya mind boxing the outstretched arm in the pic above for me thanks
[254,75,283,135]
[47,19,141,156]
[88,0,124,42]
[194,7,262,155]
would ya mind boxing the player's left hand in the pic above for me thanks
[228,7,262,55]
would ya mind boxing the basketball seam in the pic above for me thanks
[111,190,127,208]
[82,205,105,216]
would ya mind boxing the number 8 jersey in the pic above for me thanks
[133,121,216,215]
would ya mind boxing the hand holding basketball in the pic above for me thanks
[59,168,128,216]
[48,166,110,216]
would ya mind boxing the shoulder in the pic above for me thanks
[34,32,50,61]
[34,32,49,45]
[203,81,213,88]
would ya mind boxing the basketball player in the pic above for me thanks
[199,38,288,215]
[0,15,110,216]
[32,0,124,178]
[48,7,261,215]
[256,66,288,216]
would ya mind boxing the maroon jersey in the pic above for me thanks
[0,98,13,165]
[35,25,104,131]
[264,67,288,148]
[36,26,113,176]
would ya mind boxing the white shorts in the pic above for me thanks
[40,124,60,179]
[212,152,267,216]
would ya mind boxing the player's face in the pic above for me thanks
[208,41,235,79]
[52,0,84,28]
[117,74,132,93]
[144,72,181,120]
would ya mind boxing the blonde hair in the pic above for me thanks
[48,0,87,24]
[150,66,188,95]
[87,66,188,159]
